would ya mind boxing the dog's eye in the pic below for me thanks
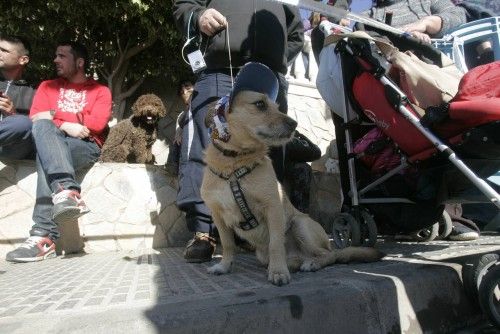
[253,100,266,111]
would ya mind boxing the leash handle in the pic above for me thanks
[226,22,234,88]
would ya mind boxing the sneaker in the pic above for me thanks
[448,222,480,241]
[52,189,90,224]
[184,232,216,263]
[5,236,56,262]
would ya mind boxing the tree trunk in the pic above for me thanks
[100,37,158,121]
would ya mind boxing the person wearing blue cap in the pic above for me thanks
[173,0,304,263]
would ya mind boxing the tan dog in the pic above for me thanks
[201,90,384,286]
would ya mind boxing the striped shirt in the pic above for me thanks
[363,0,467,37]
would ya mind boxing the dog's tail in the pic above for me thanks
[334,247,385,264]
[315,247,384,267]
[313,247,384,268]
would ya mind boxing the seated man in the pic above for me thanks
[362,0,467,43]
[6,41,112,262]
[0,35,36,160]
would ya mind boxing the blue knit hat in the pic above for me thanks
[230,62,279,103]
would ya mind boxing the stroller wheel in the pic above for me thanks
[478,262,500,329]
[409,223,439,242]
[331,213,361,248]
[359,210,378,247]
[436,211,453,240]
[463,253,500,302]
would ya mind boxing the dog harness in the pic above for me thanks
[209,163,260,231]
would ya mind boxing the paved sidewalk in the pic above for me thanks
[0,235,499,334]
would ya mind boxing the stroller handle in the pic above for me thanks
[360,26,445,67]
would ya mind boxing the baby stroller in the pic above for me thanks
[316,23,500,248]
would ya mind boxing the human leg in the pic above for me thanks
[31,133,99,237]
[177,71,233,262]
[165,142,181,176]
[5,155,58,262]
[0,114,34,160]
[6,121,99,262]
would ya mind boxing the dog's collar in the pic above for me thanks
[209,163,260,231]
[212,140,256,157]
[209,163,259,181]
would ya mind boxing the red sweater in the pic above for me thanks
[30,78,112,147]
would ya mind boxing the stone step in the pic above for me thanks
[0,160,191,258]
[1,237,500,332]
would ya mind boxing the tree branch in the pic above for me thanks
[125,35,158,60]
[116,77,145,101]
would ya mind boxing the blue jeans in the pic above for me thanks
[30,120,100,240]
[0,114,34,160]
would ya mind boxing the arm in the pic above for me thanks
[29,81,52,119]
[173,0,208,36]
[330,0,350,24]
[284,5,305,64]
[403,0,466,37]
[430,0,466,35]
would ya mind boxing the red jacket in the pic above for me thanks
[30,78,112,147]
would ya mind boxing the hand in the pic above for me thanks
[198,8,227,36]
[339,18,350,27]
[31,111,53,121]
[409,31,432,44]
[60,122,90,139]
[0,95,15,116]
[402,20,428,34]
[402,16,442,40]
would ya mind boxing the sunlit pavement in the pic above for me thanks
[0,234,499,333]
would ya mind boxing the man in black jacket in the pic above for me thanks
[173,0,304,262]
[0,35,35,160]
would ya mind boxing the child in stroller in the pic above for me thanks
[316,25,500,248]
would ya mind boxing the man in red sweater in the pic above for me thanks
[6,41,112,262]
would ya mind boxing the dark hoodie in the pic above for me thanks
[0,78,35,115]
[173,0,304,74]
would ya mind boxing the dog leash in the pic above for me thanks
[209,163,260,231]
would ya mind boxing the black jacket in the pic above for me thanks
[173,0,304,74]
[0,78,35,115]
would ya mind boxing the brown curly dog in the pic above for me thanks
[100,94,166,164]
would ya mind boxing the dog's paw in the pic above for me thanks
[300,259,321,272]
[267,266,291,286]
[207,262,231,275]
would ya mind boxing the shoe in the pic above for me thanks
[184,232,216,263]
[52,189,90,224]
[5,236,56,262]
[448,222,480,241]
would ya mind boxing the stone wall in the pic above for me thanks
[0,82,342,258]
[0,161,190,257]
